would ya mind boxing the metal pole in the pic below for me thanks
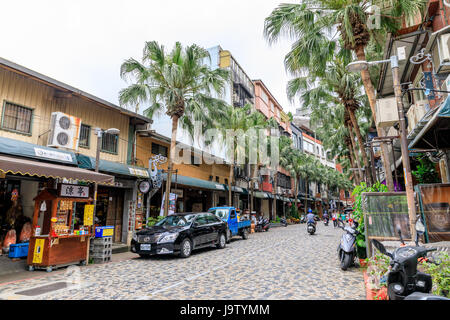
[89,129,102,265]
[391,55,417,240]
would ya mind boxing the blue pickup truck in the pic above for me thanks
[208,207,251,242]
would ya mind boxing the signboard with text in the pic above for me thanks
[60,184,89,198]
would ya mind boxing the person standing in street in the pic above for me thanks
[332,210,338,228]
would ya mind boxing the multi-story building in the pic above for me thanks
[0,57,151,245]
[291,122,303,152]
[376,0,450,186]
[252,79,294,219]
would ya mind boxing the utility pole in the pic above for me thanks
[391,55,417,240]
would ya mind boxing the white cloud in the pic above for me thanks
[0,0,299,113]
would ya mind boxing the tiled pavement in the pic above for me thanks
[0,224,365,300]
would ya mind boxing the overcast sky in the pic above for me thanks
[0,0,301,115]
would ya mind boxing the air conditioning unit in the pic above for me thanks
[441,73,450,92]
[376,97,399,128]
[406,100,429,133]
[47,112,82,150]
[431,33,450,74]
[136,123,152,131]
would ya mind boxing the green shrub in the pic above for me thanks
[352,181,388,259]
[419,251,450,298]
[146,216,164,227]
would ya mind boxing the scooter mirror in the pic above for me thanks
[371,239,388,256]
[415,218,426,235]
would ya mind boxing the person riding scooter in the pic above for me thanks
[305,209,316,225]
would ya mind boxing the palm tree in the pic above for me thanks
[264,0,426,190]
[290,55,374,184]
[119,41,230,216]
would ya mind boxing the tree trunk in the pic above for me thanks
[304,177,309,215]
[229,163,234,206]
[294,176,299,215]
[346,141,360,185]
[348,125,364,183]
[355,45,394,191]
[164,116,179,216]
[347,107,373,184]
[272,170,277,220]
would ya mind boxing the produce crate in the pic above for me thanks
[8,243,29,258]
[92,237,113,245]
[94,226,114,238]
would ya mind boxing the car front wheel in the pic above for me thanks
[216,233,226,249]
[179,238,192,258]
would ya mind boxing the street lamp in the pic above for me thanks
[347,56,417,240]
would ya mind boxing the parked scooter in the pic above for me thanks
[337,219,359,270]
[323,214,329,226]
[280,217,288,227]
[255,216,270,232]
[371,217,449,300]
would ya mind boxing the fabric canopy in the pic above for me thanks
[0,155,114,184]
[163,173,226,191]
[408,97,450,150]
[77,154,149,178]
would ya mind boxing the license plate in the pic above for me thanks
[140,244,151,251]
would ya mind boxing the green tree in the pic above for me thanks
[119,41,230,216]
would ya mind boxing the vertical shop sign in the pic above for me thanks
[32,238,45,264]
[84,205,94,226]
[160,192,177,216]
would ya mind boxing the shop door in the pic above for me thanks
[106,189,124,243]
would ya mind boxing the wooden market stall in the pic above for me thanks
[27,184,95,272]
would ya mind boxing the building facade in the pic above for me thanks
[0,57,150,245]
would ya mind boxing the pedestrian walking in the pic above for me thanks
[332,210,338,228]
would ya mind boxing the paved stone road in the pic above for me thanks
[0,224,365,300]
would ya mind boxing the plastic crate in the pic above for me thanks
[8,243,29,258]
[95,226,114,238]
[93,256,111,264]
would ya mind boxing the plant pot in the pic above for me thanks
[374,287,388,300]
[359,258,368,267]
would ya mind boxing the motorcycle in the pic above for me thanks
[337,219,358,270]
[280,217,288,227]
[371,217,449,300]
[256,216,270,232]
[323,215,329,226]
[307,222,316,235]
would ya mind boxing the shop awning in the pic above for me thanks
[254,191,269,199]
[222,185,248,193]
[77,154,149,178]
[0,155,114,184]
[163,173,226,191]
[0,136,77,165]
[408,97,450,150]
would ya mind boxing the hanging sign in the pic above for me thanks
[84,205,94,226]
[60,184,89,198]
[160,192,177,216]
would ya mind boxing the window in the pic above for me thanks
[101,132,119,154]
[79,124,90,148]
[191,153,201,166]
[151,142,168,157]
[230,210,236,219]
[261,91,269,104]
[224,178,228,185]
[1,101,33,134]
[216,176,220,183]
[195,214,209,226]
[206,214,221,224]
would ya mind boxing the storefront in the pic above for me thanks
[76,154,150,244]
[0,137,113,256]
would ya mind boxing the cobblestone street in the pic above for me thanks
[0,224,365,300]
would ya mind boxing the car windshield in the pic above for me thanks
[155,214,196,227]
[209,208,228,219]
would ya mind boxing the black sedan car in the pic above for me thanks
[131,212,228,258]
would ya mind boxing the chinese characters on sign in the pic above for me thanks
[84,205,94,226]
[60,184,89,198]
